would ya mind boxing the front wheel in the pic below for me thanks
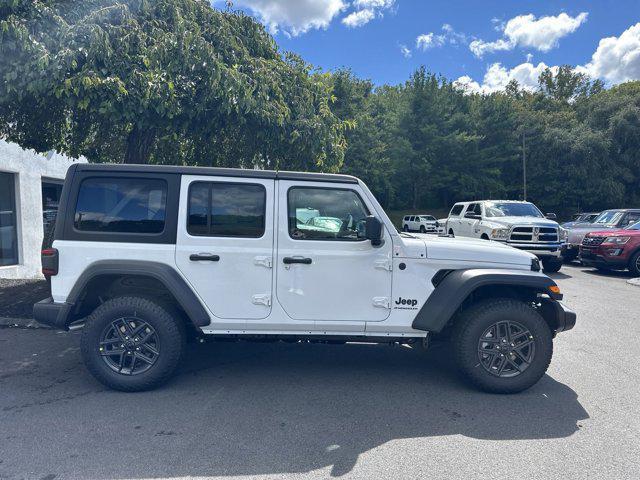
[419,225,426,233]
[453,299,553,393]
[542,258,563,273]
[403,225,409,232]
[629,250,640,277]
[81,296,186,392]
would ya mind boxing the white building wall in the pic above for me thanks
[0,141,87,279]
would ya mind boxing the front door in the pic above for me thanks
[275,181,393,322]
[175,175,274,320]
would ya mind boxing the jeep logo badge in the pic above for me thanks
[394,297,418,309]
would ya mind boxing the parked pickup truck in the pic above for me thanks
[446,200,567,273]
[34,164,575,394]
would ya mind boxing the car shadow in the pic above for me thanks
[2,337,589,479]
[547,271,572,280]
[581,267,634,279]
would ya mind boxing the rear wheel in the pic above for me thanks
[81,296,186,391]
[542,258,562,273]
[629,250,640,277]
[453,299,553,393]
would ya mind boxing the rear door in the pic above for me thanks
[175,175,274,321]
[275,180,393,323]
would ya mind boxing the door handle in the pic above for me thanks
[189,253,220,262]
[283,257,312,265]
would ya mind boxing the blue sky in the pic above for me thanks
[216,0,640,92]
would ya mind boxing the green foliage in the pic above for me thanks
[0,0,345,168]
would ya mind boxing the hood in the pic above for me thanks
[588,228,640,237]
[567,223,617,243]
[483,216,558,228]
[422,235,535,266]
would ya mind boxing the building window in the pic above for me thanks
[0,172,18,266]
[42,179,63,234]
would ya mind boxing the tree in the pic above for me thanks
[0,0,345,169]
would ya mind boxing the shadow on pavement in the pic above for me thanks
[0,334,589,478]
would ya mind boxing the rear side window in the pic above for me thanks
[450,205,464,216]
[188,182,265,238]
[74,177,167,233]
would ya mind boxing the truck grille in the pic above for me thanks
[582,236,605,246]
[509,227,558,243]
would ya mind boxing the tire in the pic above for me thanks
[453,298,553,394]
[542,258,562,273]
[629,250,640,277]
[81,296,186,392]
[481,234,489,240]
[403,225,409,232]
[562,252,577,263]
[419,225,426,233]
[448,229,455,237]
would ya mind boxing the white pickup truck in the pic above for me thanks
[445,200,567,273]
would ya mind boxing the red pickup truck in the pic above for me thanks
[579,221,640,276]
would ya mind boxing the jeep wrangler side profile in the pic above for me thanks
[35,164,575,393]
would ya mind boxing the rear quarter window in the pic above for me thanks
[74,177,167,234]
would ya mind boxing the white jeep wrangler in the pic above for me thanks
[446,200,567,273]
[35,165,575,393]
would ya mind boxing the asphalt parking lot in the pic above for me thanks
[1,263,639,480]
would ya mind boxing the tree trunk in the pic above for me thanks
[124,125,156,164]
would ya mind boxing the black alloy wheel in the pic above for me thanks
[477,320,535,378]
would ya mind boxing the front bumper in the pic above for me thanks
[506,242,563,258]
[540,298,576,333]
[579,248,629,269]
[33,297,74,330]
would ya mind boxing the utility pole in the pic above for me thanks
[522,130,527,201]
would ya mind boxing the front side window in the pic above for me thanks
[188,182,265,237]
[288,187,369,241]
[74,177,167,234]
[0,172,18,266]
[450,205,464,216]
[484,202,543,218]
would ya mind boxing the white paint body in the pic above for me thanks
[51,178,545,337]
[402,215,438,233]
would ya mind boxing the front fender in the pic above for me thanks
[412,268,559,333]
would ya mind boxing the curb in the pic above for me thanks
[627,278,640,287]
[0,317,48,329]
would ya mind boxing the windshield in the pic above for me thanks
[626,221,640,231]
[484,202,544,218]
[593,210,623,226]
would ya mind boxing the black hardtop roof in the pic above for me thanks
[72,163,359,184]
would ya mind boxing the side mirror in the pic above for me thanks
[545,213,557,220]
[464,212,481,219]
[365,216,384,246]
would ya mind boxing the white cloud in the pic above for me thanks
[470,12,588,57]
[342,9,375,28]
[459,22,640,94]
[399,44,412,58]
[414,24,466,53]
[234,0,346,36]
[455,62,556,94]
[341,0,395,29]
[580,22,640,84]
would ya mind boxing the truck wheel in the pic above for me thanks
[629,250,640,277]
[542,258,562,273]
[453,299,553,394]
[448,229,455,237]
[81,296,186,392]
[420,225,426,233]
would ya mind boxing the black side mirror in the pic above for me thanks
[365,216,384,246]
[545,213,557,220]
